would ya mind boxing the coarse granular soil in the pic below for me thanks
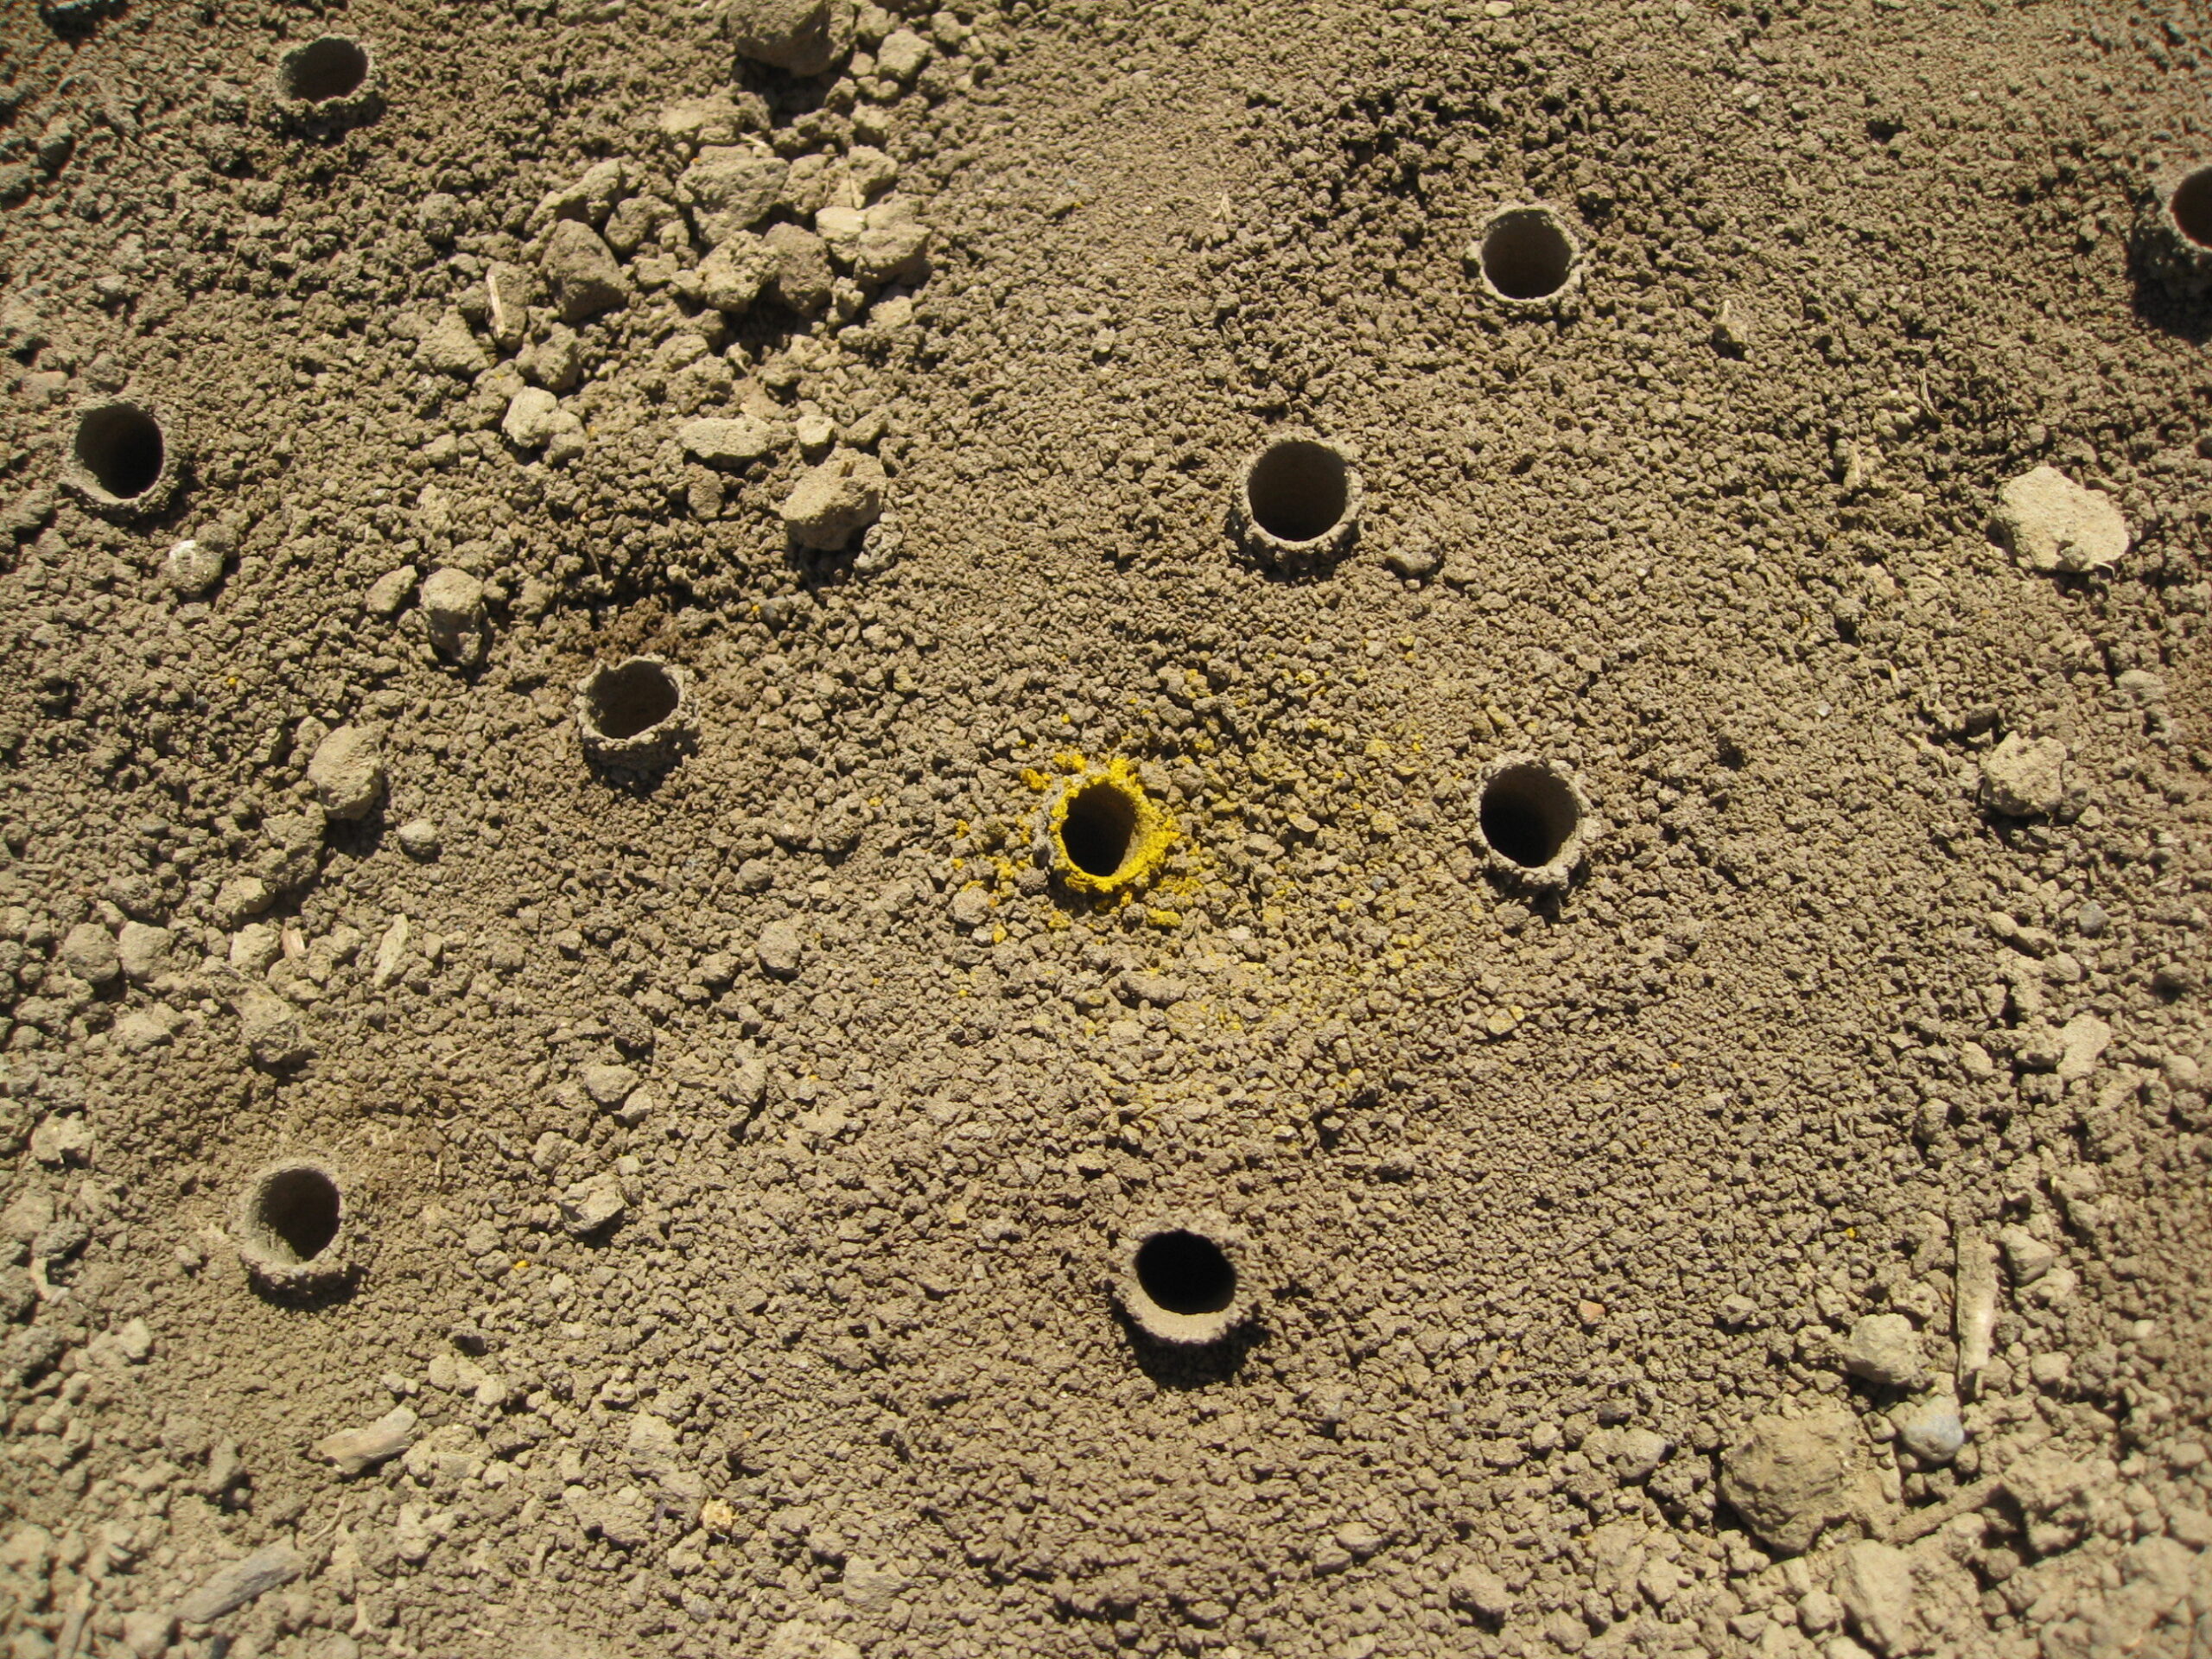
[0,0,2209,1656]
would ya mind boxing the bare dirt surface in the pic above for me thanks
[2,0,2210,1656]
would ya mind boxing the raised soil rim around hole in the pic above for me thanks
[1244,438,1351,544]
[281,35,372,104]
[1478,761,1583,870]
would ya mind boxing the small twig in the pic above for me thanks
[54,1582,92,1659]
[1888,1473,2005,1545]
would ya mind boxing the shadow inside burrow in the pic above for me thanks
[2126,235,2212,346]
[1113,1305,1265,1389]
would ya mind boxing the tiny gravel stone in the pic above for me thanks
[396,818,442,861]
[1979,734,2066,817]
[416,309,490,377]
[1841,1313,1924,1389]
[580,1063,639,1107]
[420,569,487,667]
[165,537,225,598]
[779,448,885,550]
[1992,465,2129,575]
[540,219,626,323]
[316,1405,420,1474]
[679,415,777,467]
[727,0,854,76]
[59,921,119,988]
[758,919,803,978]
[116,920,172,982]
[308,725,385,821]
[1831,1540,1914,1656]
[1997,1225,2056,1285]
[175,1542,303,1624]
[364,565,417,619]
[1719,1408,1861,1554]
[1446,1562,1512,1620]
[236,988,311,1068]
[558,1173,626,1236]
[948,887,990,929]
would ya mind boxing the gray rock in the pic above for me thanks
[1980,734,2066,817]
[1832,1540,1914,1656]
[763,1620,862,1659]
[1117,969,1187,1006]
[779,448,885,550]
[121,1608,175,1659]
[502,386,563,450]
[757,920,803,979]
[59,922,119,988]
[1719,1408,1861,1554]
[416,192,463,244]
[1897,1397,1965,1465]
[727,0,854,76]
[947,887,990,929]
[540,220,626,324]
[29,1113,92,1167]
[175,1542,303,1624]
[856,209,931,287]
[1992,465,2128,575]
[308,725,385,822]
[874,26,930,82]
[1842,1313,1925,1389]
[316,1405,420,1475]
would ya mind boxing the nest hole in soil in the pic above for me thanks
[280,35,371,103]
[251,1165,342,1264]
[1245,438,1351,544]
[1135,1230,1236,1317]
[1480,207,1578,301]
[1479,762,1581,868]
[587,658,682,740]
[73,403,164,501]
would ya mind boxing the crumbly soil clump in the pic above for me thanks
[0,3,2209,1658]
